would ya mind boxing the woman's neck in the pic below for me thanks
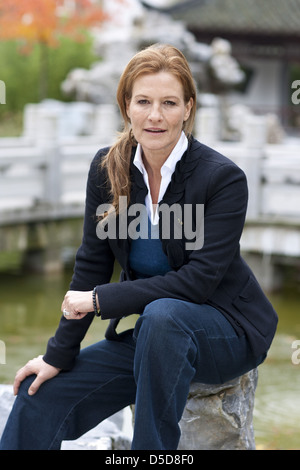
[142,152,163,206]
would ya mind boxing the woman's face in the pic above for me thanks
[126,72,193,163]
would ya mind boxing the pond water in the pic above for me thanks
[0,268,299,450]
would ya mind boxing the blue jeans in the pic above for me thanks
[0,300,265,450]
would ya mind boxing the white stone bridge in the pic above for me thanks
[0,103,299,290]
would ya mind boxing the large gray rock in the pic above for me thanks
[178,368,258,450]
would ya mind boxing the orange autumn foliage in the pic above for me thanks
[0,0,109,47]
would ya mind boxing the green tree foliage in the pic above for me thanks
[0,36,98,132]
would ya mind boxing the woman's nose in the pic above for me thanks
[148,104,163,121]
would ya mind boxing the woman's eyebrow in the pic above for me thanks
[133,94,179,100]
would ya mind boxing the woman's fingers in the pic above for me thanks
[61,290,93,320]
[13,356,61,396]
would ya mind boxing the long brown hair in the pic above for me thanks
[101,44,197,214]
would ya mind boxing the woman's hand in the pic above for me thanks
[14,355,61,396]
[61,290,96,320]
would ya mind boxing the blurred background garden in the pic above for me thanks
[0,36,97,136]
[0,0,300,450]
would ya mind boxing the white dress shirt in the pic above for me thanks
[133,131,188,225]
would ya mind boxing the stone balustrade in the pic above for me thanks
[0,102,300,287]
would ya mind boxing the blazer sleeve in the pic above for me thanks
[43,150,115,370]
[96,161,248,318]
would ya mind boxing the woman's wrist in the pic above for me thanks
[92,287,101,317]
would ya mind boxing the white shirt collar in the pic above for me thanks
[133,131,188,224]
[133,131,188,177]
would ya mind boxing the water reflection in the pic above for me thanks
[0,269,299,449]
[253,292,300,450]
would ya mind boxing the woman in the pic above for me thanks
[0,44,277,450]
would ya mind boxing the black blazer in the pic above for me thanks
[44,137,278,370]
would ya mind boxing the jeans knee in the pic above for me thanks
[134,299,187,346]
[142,299,181,329]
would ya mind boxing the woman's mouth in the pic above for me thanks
[145,128,166,134]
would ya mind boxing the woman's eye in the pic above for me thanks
[137,99,149,105]
[164,101,176,106]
